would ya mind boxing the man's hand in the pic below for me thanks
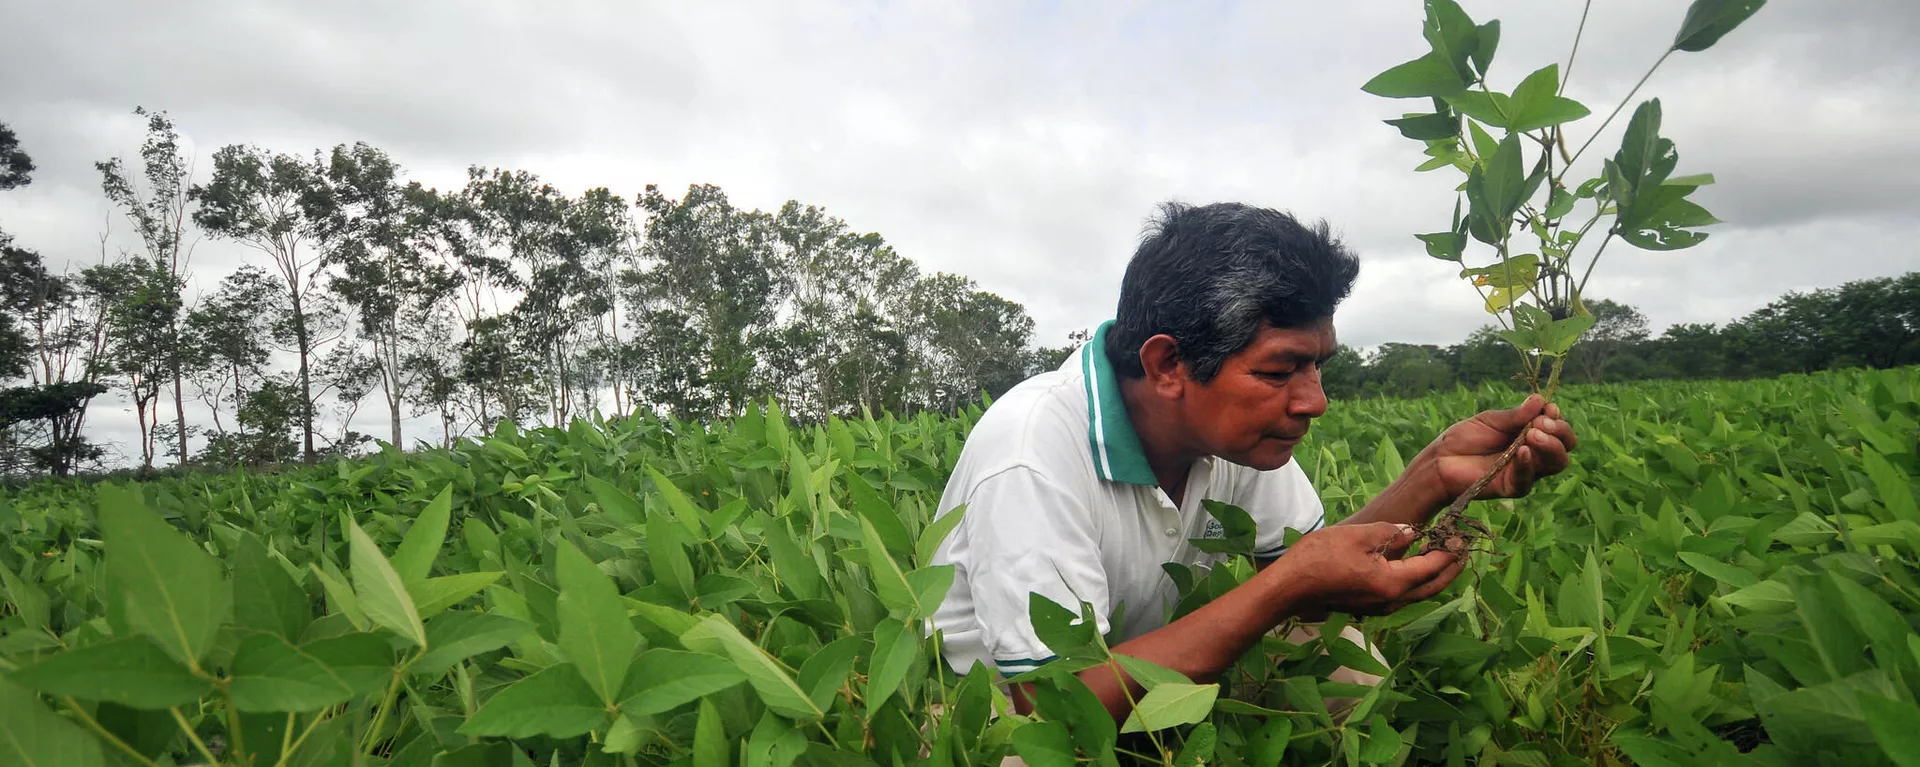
[1420,393,1577,503]
[1281,522,1466,617]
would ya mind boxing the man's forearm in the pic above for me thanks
[1339,452,1448,529]
[1022,558,1308,722]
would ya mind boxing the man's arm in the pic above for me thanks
[1339,394,1577,531]
[1012,522,1464,722]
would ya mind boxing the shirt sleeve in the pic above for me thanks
[955,464,1111,676]
[1234,459,1328,560]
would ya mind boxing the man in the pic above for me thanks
[927,201,1577,723]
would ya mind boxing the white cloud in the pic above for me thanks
[1,0,1914,464]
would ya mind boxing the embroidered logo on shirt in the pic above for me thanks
[1203,519,1224,539]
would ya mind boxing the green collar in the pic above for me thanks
[1081,321,1158,486]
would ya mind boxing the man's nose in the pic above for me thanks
[1291,367,1329,418]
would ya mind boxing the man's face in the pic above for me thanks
[1180,318,1337,470]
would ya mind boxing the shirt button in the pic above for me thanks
[1164,528,1177,537]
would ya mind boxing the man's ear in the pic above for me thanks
[1136,334,1188,398]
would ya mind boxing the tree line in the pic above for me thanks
[0,110,1073,477]
[1325,275,1920,400]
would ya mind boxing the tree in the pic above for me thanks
[304,143,461,450]
[1319,344,1369,400]
[1449,326,1523,389]
[1567,299,1651,384]
[183,266,286,438]
[97,107,196,465]
[1368,343,1455,398]
[901,272,1035,413]
[191,144,334,463]
[626,184,781,420]
[0,122,32,192]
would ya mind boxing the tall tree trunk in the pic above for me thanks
[386,332,403,448]
[174,358,188,464]
[292,290,316,464]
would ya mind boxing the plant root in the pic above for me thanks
[1419,427,1529,556]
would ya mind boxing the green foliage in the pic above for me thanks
[1367,0,1766,393]
[0,367,1910,764]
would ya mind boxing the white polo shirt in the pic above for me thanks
[927,320,1327,677]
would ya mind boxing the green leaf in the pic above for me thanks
[310,562,367,632]
[687,614,823,720]
[1544,184,1576,220]
[1676,552,1758,588]
[347,518,427,648]
[905,565,956,617]
[98,483,231,668]
[744,710,808,767]
[796,634,862,711]
[0,559,48,634]
[1174,722,1217,767]
[458,665,608,739]
[1189,500,1258,555]
[1028,593,1099,661]
[644,467,707,540]
[391,485,453,582]
[619,648,747,716]
[585,475,645,527]
[232,532,309,642]
[1860,694,1920,767]
[646,512,696,603]
[408,572,504,618]
[1541,312,1598,357]
[1385,112,1459,141]
[413,612,533,677]
[1359,715,1403,763]
[1114,654,1188,691]
[915,504,966,568]
[866,619,919,712]
[1248,717,1293,766]
[1469,20,1500,75]
[1461,254,1539,291]
[228,633,355,712]
[1120,682,1218,733]
[10,636,211,709]
[1555,550,1605,630]
[1362,52,1466,99]
[1421,0,1480,81]
[1010,721,1075,767]
[300,633,395,697]
[1416,231,1467,262]
[1674,0,1767,52]
[0,678,106,766]
[1506,64,1591,133]
[846,474,913,562]
[555,540,640,706]
[693,698,728,767]
[1465,134,1526,244]
[1444,90,1512,128]
[764,516,824,600]
[1327,635,1391,678]
[1721,579,1794,613]
[1830,577,1913,662]
[859,515,919,617]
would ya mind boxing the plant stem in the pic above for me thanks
[279,712,297,763]
[361,669,407,757]
[1560,0,1595,97]
[226,702,248,766]
[171,706,222,766]
[60,696,162,767]
[274,711,333,767]
[1575,231,1617,298]
[1565,48,1674,174]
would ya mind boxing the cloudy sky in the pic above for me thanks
[2,0,1916,463]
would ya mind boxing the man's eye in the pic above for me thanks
[1256,370,1296,381]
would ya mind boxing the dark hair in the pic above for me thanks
[1104,201,1360,382]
